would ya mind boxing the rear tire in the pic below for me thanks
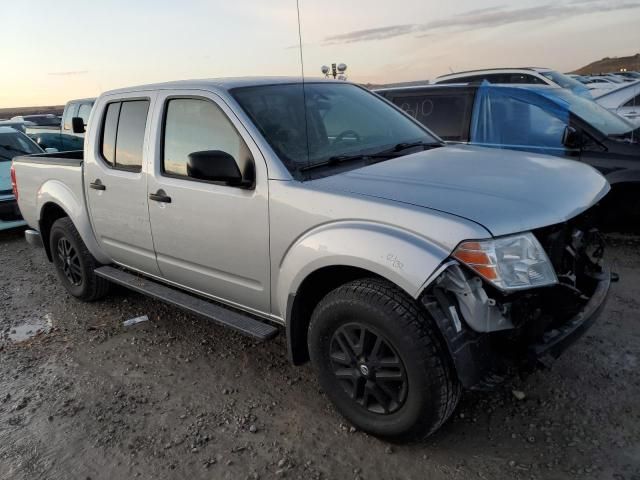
[49,217,110,301]
[308,278,460,440]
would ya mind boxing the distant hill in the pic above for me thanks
[571,53,640,75]
[0,105,64,120]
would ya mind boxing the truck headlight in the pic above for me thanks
[453,232,557,291]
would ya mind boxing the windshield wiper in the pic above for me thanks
[299,140,442,173]
[368,141,443,158]
[299,153,370,172]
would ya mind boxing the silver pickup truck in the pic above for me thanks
[11,77,612,440]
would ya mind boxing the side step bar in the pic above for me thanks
[95,266,278,341]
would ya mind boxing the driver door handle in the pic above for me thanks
[149,189,172,203]
[89,179,106,190]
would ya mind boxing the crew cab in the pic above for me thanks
[12,78,613,440]
[376,83,640,227]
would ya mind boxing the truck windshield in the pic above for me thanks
[232,82,438,176]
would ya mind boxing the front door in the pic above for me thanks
[146,92,271,314]
[85,94,161,276]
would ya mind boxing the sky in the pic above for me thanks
[2,0,639,107]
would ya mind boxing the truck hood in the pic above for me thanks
[308,145,609,237]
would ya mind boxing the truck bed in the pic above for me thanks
[12,151,85,230]
[13,150,83,166]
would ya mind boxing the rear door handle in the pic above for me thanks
[149,189,171,203]
[89,179,106,190]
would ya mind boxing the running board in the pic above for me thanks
[94,266,278,341]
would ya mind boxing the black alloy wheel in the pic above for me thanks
[329,323,408,414]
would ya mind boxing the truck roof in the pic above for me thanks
[103,76,331,96]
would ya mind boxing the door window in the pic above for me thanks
[62,103,78,131]
[473,94,567,150]
[389,91,473,141]
[77,102,93,126]
[98,100,149,172]
[162,98,252,180]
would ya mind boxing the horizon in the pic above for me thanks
[2,0,640,108]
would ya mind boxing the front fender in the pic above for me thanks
[275,221,452,318]
[37,179,110,264]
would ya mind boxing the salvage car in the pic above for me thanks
[12,78,613,440]
[377,83,640,227]
[595,80,640,127]
[433,67,592,98]
[0,126,43,230]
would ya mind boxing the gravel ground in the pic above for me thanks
[0,228,639,480]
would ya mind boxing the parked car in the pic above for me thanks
[13,78,612,440]
[594,80,640,126]
[617,71,640,81]
[432,67,592,98]
[10,114,61,126]
[0,126,44,230]
[26,98,95,151]
[376,83,639,226]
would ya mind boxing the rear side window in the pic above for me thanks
[101,103,121,166]
[389,91,473,141]
[99,99,149,172]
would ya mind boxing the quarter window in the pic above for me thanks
[163,98,252,180]
[99,100,149,172]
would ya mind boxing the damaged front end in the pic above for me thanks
[421,214,614,391]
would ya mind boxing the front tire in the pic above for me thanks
[308,278,460,440]
[50,217,110,301]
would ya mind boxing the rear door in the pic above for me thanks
[85,93,161,276]
[145,90,271,314]
[385,88,475,142]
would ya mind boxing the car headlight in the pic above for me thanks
[452,232,557,291]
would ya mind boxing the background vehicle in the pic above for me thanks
[12,78,611,440]
[0,126,43,230]
[433,67,592,97]
[377,83,640,227]
[10,114,61,126]
[25,98,95,151]
[595,80,640,127]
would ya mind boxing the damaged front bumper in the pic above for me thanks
[422,218,615,391]
[529,267,610,364]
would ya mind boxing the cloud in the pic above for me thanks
[48,70,88,76]
[322,0,640,45]
[324,24,416,44]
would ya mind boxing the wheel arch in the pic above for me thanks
[279,221,453,365]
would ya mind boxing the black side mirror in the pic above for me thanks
[71,117,85,134]
[187,150,251,187]
[562,125,581,149]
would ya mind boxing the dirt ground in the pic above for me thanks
[0,228,639,480]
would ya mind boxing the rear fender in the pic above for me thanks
[37,180,110,264]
